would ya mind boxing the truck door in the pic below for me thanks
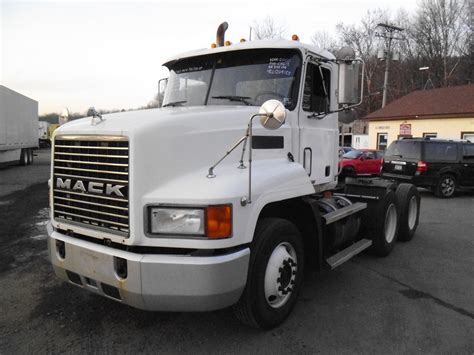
[298,61,338,185]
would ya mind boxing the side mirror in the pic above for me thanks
[338,61,362,105]
[157,78,168,107]
[59,108,69,126]
[259,99,286,130]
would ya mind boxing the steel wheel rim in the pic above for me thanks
[264,242,297,309]
[441,177,455,196]
[384,203,397,243]
[407,195,418,230]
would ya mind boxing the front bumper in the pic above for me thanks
[47,224,250,311]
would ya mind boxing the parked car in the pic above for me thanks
[382,138,474,198]
[339,149,385,177]
[338,146,355,157]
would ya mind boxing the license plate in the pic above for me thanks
[394,165,403,171]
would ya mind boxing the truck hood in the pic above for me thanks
[54,105,276,200]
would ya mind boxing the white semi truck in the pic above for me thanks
[0,85,38,165]
[47,24,420,329]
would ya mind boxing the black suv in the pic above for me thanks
[382,138,474,198]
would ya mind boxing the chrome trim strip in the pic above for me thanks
[56,135,128,141]
[53,189,128,203]
[54,196,129,211]
[54,210,129,228]
[54,166,128,176]
[54,203,128,219]
[55,145,128,150]
[53,172,127,184]
[54,152,129,159]
[54,159,129,167]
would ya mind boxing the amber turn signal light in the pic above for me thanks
[206,205,232,239]
[292,34,299,41]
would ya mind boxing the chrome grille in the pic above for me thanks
[53,136,129,236]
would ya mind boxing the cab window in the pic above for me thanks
[302,63,330,113]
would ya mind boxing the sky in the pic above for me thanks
[1,0,419,115]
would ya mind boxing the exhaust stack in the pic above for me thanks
[216,22,228,47]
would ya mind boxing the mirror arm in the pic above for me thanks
[207,135,248,178]
[241,113,268,206]
[238,127,250,169]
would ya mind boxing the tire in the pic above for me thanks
[434,174,456,198]
[343,166,356,177]
[19,148,28,166]
[395,184,420,242]
[27,149,33,165]
[233,218,304,329]
[367,190,399,257]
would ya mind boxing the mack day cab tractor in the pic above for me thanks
[47,23,421,329]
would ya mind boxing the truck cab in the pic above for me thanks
[47,30,420,329]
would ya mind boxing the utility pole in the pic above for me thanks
[376,23,404,108]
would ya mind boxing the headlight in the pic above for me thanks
[148,205,232,239]
[149,208,205,235]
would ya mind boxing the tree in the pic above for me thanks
[252,17,286,40]
[310,31,339,52]
[411,0,470,86]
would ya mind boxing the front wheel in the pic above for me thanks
[233,218,304,329]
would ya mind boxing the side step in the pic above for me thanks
[322,202,366,225]
[325,238,372,269]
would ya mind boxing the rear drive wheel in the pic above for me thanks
[434,174,456,198]
[19,149,28,166]
[370,190,399,256]
[395,183,420,241]
[27,149,33,165]
[233,218,304,329]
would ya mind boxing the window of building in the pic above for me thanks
[461,132,474,142]
[377,133,388,151]
[423,132,437,138]
[302,63,330,113]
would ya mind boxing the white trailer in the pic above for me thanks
[0,85,38,165]
[46,23,421,329]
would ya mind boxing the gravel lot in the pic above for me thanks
[0,150,473,354]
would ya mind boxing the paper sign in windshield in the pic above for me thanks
[267,58,293,76]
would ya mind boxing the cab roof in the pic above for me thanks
[163,39,336,67]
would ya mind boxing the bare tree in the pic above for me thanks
[310,31,339,52]
[411,0,470,86]
[252,16,286,40]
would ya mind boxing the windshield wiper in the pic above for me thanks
[212,95,252,106]
[162,100,187,107]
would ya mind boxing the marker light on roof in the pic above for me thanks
[292,34,300,41]
[240,38,246,42]
[225,40,232,46]
[211,43,217,48]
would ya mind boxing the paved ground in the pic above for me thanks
[0,149,51,197]
[0,152,473,354]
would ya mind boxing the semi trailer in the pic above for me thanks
[47,23,421,329]
[0,85,38,165]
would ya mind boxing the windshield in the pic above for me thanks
[163,49,302,110]
[343,150,363,159]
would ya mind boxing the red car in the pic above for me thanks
[339,149,385,177]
